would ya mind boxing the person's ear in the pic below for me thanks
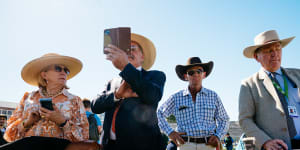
[202,72,207,78]
[141,54,144,61]
[184,74,188,80]
[254,53,260,63]
[41,72,47,80]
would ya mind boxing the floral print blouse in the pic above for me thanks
[4,88,89,142]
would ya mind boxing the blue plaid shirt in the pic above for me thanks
[157,87,229,139]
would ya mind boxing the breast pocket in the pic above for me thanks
[176,106,193,125]
[199,105,216,122]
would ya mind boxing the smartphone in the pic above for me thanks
[103,27,131,54]
[39,98,54,110]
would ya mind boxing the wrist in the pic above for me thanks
[213,134,220,140]
[59,119,68,128]
[22,120,32,129]
[120,62,129,71]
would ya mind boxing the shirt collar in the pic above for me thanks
[86,111,92,115]
[183,86,208,96]
[136,66,142,71]
[263,67,282,76]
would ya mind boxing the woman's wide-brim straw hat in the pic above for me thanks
[131,33,156,70]
[243,30,295,58]
[21,53,83,86]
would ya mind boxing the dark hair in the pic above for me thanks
[0,115,7,119]
[82,98,91,108]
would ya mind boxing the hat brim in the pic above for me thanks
[243,36,295,58]
[175,61,214,81]
[21,55,82,86]
[131,33,156,70]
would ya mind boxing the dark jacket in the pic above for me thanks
[91,64,167,150]
[0,136,70,150]
[0,131,7,146]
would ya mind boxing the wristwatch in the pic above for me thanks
[59,119,68,128]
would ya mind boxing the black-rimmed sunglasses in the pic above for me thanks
[187,69,203,76]
[54,65,70,75]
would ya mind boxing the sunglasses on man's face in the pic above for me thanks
[54,65,70,75]
[187,69,203,76]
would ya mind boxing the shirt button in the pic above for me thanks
[281,128,287,132]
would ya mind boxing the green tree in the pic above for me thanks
[167,115,176,123]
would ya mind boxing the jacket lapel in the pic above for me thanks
[258,69,285,113]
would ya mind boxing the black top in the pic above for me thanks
[92,63,167,150]
[0,136,70,150]
[0,131,7,146]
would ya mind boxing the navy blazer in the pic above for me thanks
[91,63,166,150]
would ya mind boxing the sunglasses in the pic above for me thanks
[187,69,203,76]
[131,45,138,51]
[54,65,70,75]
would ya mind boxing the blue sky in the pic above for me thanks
[1,0,300,121]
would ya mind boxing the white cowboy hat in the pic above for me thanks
[243,30,295,58]
[21,53,82,86]
[131,33,156,70]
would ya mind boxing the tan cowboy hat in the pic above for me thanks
[243,30,295,58]
[175,57,213,81]
[131,33,156,70]
[21,53,83,86]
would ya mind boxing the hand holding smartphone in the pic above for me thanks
[39,98,54,111]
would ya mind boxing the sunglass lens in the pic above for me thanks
[64,68,70,75]
[187,70,195,76]
[55,65,62,72]
[196,69,202,74]
[54,65,70,75]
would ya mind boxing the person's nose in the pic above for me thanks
[59,70,67,76]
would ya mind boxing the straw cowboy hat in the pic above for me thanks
[21,53,83,86]
[243,30,295,58]
[131,33,156,70]
[175,57,213,81]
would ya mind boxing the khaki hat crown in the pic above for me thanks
[254,30,280,45]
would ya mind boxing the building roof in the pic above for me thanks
[0,101,18,109]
